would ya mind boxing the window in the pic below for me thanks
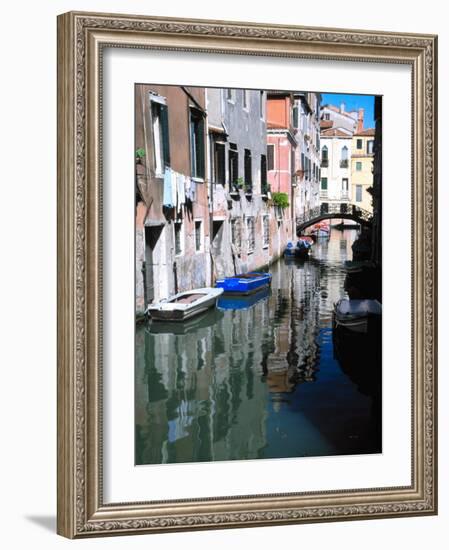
[340,145,349,168]
[244,149,252,191]
[230,218,241,249]
[174,222,183,256]
[195,220,203,252]
[261,154,268,194]
[267,144,275,171]
[213,141,226,185]
[356,138,363,149]
[321,145,328,167]
[342,178,349,198]
[229,143,239,190]
[356,184,363,202]
[305,156,310,179]
[246,217,255,253]
[367,140,374,154]
[356,161,362,171]
[243,89,249,110]
[259,91,264,119]
[324,113,330,120]
[151,100,170,175]
[293,105,299,128]
[226,88,234,101]
[190,108,205,179]
[321,177,328,190]
[262,215,270,248]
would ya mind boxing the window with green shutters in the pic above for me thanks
[151,101,170,175]
[244,149,252,191]
[261,154,268,194]
[229,143,239,190]
[213,141,226,185]
[190,108,205,179]
[267,144,274,171]
[293,105,299,128]
[321,177,328,190]
[356,161,362,171]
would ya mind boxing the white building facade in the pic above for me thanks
[320,127,353,205]
[293,92,321,220]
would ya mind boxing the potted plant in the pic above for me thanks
[234,177,244,190]
[271,192,290,209]
[135,148,146,163]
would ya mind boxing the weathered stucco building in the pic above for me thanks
[135,84,210,316]
[293,92,322,219]
[351,127,375,212]
[206,87,275,278]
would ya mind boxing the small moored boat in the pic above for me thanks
[284,238,313,259]
[215,272,272,295]
[333,298,382,334]
[146,287,223,321]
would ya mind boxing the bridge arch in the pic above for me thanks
[296,203,372,234]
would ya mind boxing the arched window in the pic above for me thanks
[340,145,349,168]
[321,146,328,166]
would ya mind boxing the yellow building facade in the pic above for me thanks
[351,129,375,213]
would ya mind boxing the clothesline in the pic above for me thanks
[163,167,197,212]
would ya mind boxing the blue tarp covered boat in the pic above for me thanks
[215,272,272,295]
[284,239,312,259]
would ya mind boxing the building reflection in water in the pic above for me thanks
[135,229,382,465]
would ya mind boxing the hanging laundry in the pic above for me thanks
[185,176,192,202]
[176,173,186,214]
[171,168,177,208]
[190,179,197,202]
[163,167,174,208]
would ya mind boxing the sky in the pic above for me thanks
[320,93,376,129]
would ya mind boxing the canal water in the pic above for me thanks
[135,229,382,465]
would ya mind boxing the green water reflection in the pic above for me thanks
[135,230,381,465]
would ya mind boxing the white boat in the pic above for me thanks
[334,299,382,334]
[146,287,224,321]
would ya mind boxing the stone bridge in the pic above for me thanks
[296,202,373,234]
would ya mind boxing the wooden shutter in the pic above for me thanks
[160,104,170,167]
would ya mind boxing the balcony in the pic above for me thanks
[321,159,329,167]
[340,159,349,168]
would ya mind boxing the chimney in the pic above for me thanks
[340,102,345,113]
[356,108,365,133]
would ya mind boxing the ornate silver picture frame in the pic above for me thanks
[57,11,437,538]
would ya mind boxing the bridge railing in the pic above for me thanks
[296,202,373,227]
